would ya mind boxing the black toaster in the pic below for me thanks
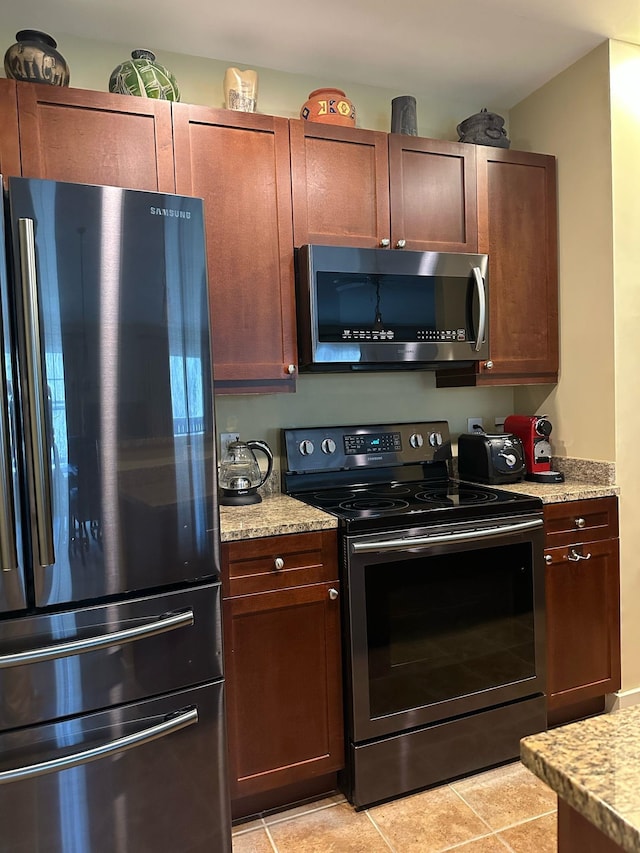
[457,432,526,485]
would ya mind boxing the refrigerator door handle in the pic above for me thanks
[0,706,198,785]
[0,607,195,668]
[18,218,55,568]
[0,371,17,572]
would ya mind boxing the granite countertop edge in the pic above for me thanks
[219,478,618,541]
[520,709,640,853]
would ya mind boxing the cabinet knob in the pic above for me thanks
[395,239,406,249]
[575,517,586,529]
[328,587,339,600]
[379,238,390,248]
[544,554,553,565]
[273,557,284,571]
[286,364,296,375]
[484,360,494,370]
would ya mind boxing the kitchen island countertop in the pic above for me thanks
[521,705,640,853]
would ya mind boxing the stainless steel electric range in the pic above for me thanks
[283,421,547,809]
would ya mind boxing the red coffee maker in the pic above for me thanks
[503,414,565,483]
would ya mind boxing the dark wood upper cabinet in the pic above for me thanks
[290,119,390,248]
[173,104,297,391]
[290,121,477,252]
[437,147,558,387]
[15,83,175,192]
[0,80,21,184]
[388,135,478,252]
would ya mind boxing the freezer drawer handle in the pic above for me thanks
[351,517,544,554]
[0,608,194,669]
[0,706,198,785]
[18,218,55,568]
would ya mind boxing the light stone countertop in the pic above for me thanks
[219,493,338,542]
[521,706,640,853]
[219,457,617,542]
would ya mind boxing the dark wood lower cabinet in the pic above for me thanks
[544,497,621,720]
[222,532,344,818]
[558,799,624,852]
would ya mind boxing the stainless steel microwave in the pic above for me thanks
[295,244,489,371]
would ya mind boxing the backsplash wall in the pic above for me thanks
[214,371,517,465]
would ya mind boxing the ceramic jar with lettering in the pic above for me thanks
[300,87,356,127]
[4,30,70,86]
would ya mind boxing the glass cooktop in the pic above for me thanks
[282,421,542,532]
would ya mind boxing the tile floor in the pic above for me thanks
[232,761,558,853]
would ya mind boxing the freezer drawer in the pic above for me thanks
[0,680,231,853]
[0,583,222,730]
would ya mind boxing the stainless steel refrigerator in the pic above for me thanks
[0,177,231,851]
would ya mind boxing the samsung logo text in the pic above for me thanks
[149,207,191,219]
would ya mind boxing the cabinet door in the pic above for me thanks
[388,135,477,252]
[173,105,296,391]
[223,581,344,800]
[476,147,559,383]
[545,538,621,709]
[0,79,21,184]
[16,83,175,191]
[290,119,390,248]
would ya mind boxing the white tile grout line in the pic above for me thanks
[365,809,398,852]
[263,823,279,853]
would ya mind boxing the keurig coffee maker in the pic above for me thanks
[503,414,565,483]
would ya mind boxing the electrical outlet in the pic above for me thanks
[467,417,484,433]
[494,417,506,433]
[220,432,240,456]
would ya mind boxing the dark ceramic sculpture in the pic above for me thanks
[4,30,69,86]
[391,95,418,136]
[457,107,510,148]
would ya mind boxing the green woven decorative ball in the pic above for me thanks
[109,49,180,101]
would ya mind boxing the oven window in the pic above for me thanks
[365,542,536,718]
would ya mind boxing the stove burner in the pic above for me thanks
[308,489,358,506]
[415,487,498,507]
[339,497,410,512]
[366,485,412,497]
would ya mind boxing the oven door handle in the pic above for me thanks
[350,517,543,554]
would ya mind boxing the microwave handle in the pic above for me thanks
[472,266,487,353]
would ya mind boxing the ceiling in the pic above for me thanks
[4,0,640,109]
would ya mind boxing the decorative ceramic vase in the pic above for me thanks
[108,49,180,101]
[300,87,355,127]
[4,30,69,86]
[457,108,510,148]
[224,67,258,112]
[391,95,418,136]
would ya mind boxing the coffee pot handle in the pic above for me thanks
[246,440,274,488]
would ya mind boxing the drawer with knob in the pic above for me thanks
[543,496,618,550]
[221,530,338,597]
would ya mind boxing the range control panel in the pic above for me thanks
[283,421,452,475]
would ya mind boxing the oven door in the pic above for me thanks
[344,513,545,743]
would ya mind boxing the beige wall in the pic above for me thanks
[511,40,640,695]
[509,42,615,462]
[0,29,491,139]
[609,40,640,693]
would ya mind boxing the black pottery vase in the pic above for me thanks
[4,30,70,87]
[391,95,418,136]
